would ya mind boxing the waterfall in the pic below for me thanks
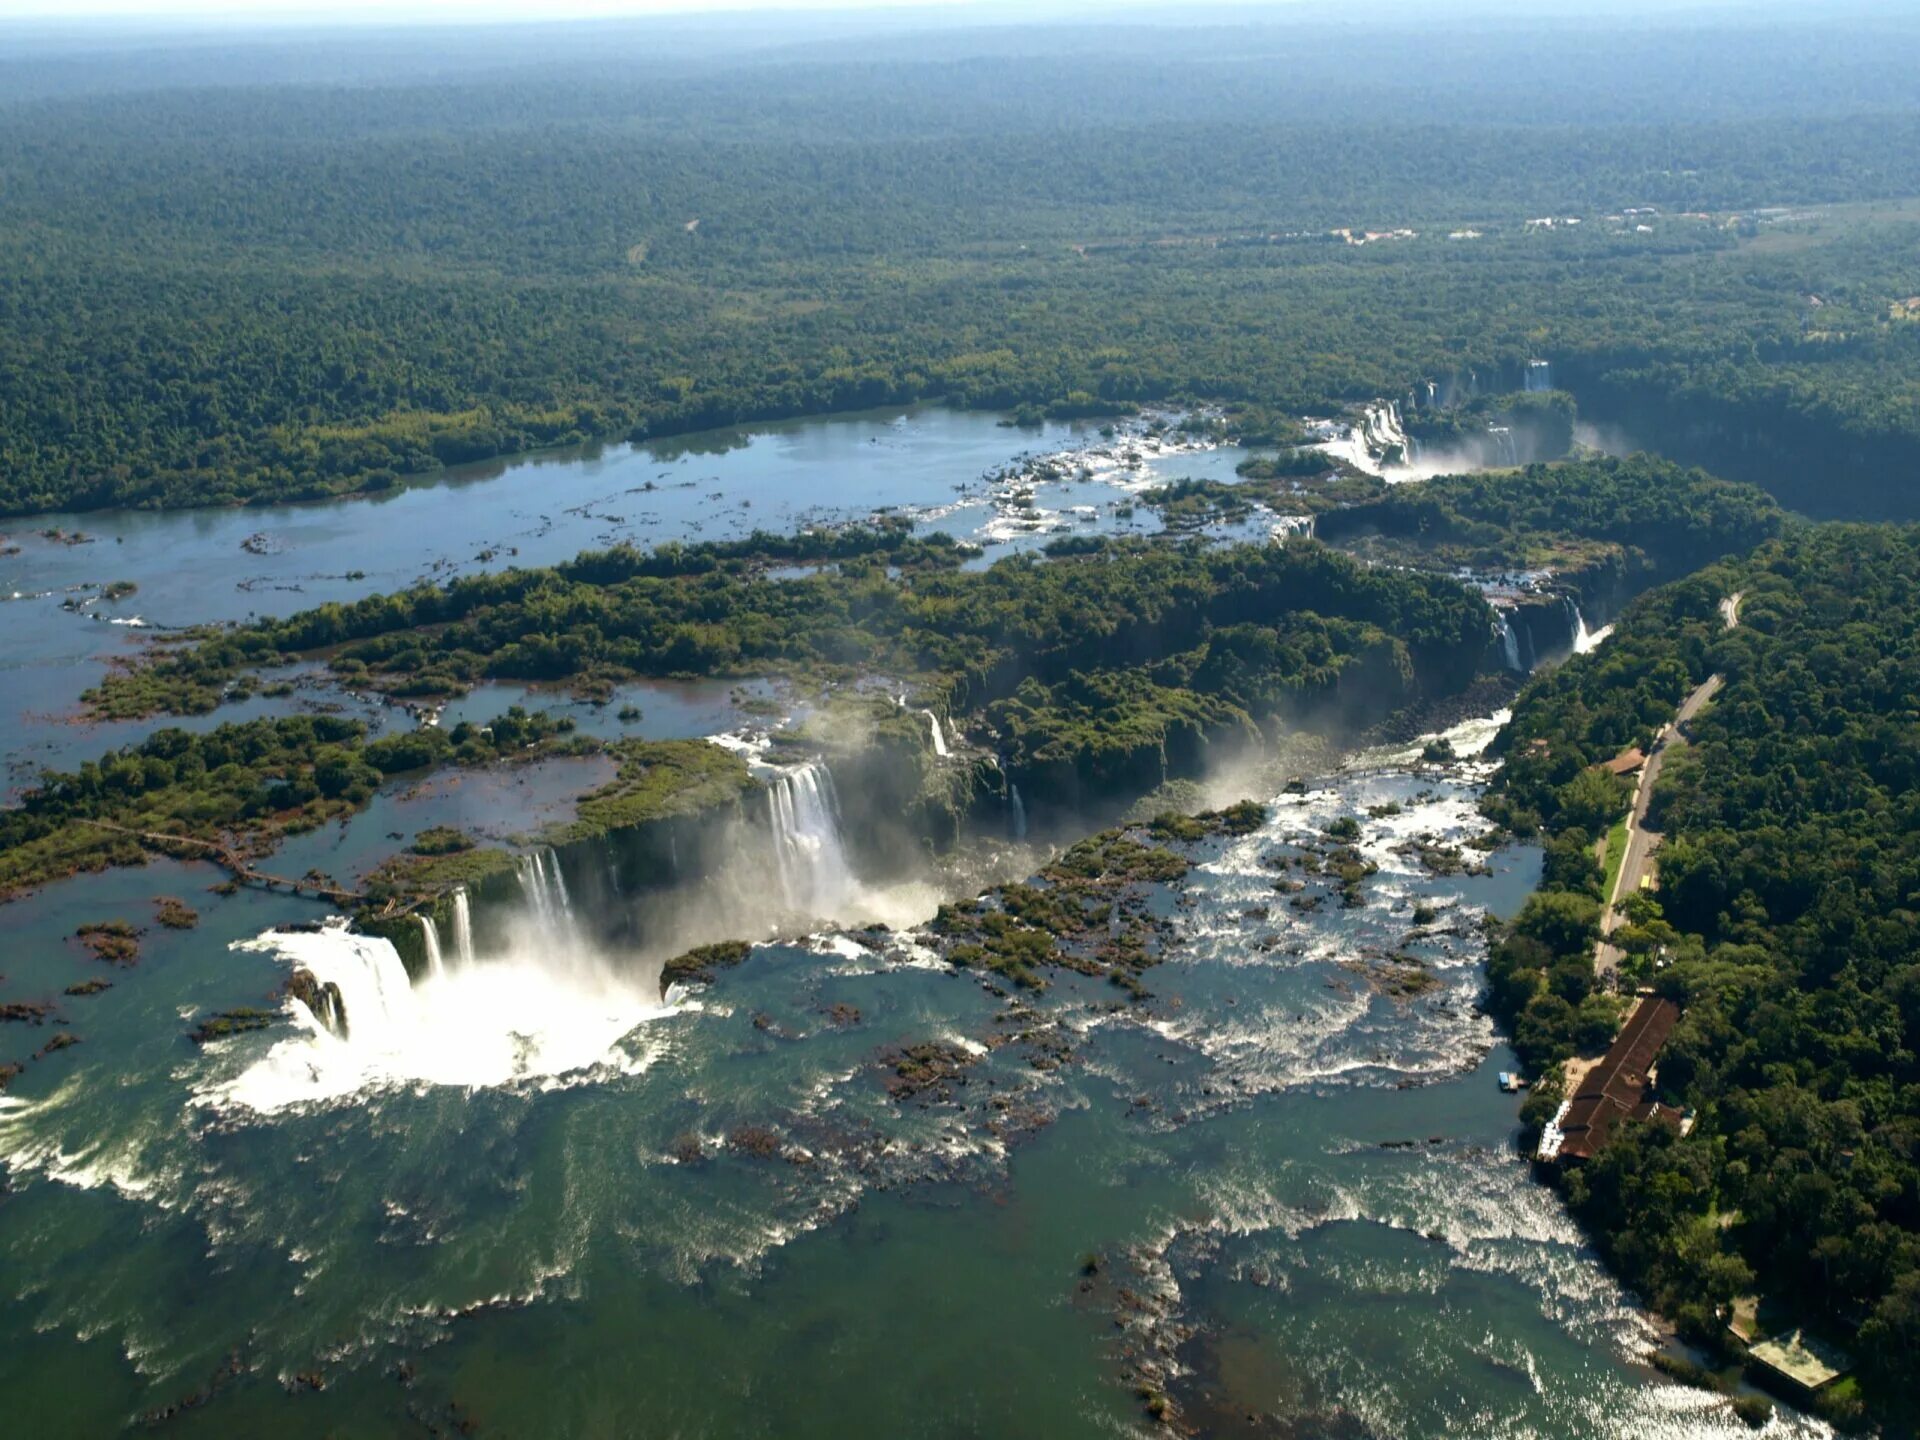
[1009,782,1029,841]
[1487,425,1517,467]
[767,761,855,915]
[1525,358,1553,393]
[1498,613,1524,673]
[920,709,951,759]
[1359,400,1410,465]
[417,914,445,978]
[1271,513,1314,540]
[452,888,476,967]
[217,920,672,1111]
[1566,597,1612,654]
[516,848,578,940]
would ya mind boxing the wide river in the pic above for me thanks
[0,409,1818,1437]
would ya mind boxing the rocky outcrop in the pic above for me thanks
[287,968,348,1038]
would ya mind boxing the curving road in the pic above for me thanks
[1594,594,1739,979]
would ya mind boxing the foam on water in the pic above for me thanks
[203,921,677,1113]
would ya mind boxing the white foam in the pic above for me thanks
[201,921,678,1114]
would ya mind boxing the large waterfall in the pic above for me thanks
[213,907,672,1113]
[1525,358,1553,392]
[767,761,856,917]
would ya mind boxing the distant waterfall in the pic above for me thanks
[1525,358,1553,392]
[921,709,951,759]
[1498,613,1524,673]
[1359,400,1411,464]
[516,849,578,940]
[417,914,445,979]
[1487,425,1517,467]
[451,889,476,966]
[1009,781,1029,841]
[767,761,855,916]
[1566,596,1612,654]
[1271,513,1314,540]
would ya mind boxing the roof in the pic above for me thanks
[1600,747,1647,777]
[1537,997,1680,1162]
[1747,1329,1852,1393]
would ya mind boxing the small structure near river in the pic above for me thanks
[1537,996,1681,1162]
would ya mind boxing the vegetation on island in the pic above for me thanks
[1314,455,1784,578]
[1486,524,1920,1426]
[0,709,590,901]
[79,534,1496,813]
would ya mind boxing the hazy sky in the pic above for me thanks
[1,0,992,18]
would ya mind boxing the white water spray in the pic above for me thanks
[516,848,578,941]
[417,915,444,979]
[767,761,856,917]
[1566,597,1612,655]
[921,709,951,759]
[452,888,476,967]
[1498,613,1524,673]
[208,919,674,1113]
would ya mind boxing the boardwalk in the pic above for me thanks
[75,819,370,908]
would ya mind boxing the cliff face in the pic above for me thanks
[1559,358,1920,522]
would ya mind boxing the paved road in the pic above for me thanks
[1595,594,1739,978]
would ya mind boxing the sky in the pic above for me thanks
[1,0,997,19]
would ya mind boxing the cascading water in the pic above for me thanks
[515,848,578,940]
[452,888,476,966]
[1565,596,1613,655]
[767,761,856,916]
[1009,782,1029,841]
[417,915,445,979]
[1487,425,1517,467]
[211,911,674,1112]
[1525,358,1553,392]
[921,709,951,759]
[1359,401,1411,464]
[1498,613,1524,673]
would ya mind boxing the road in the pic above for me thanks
[1594,593,1739,978]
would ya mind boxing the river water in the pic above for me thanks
[0,410,1821,1435]
[0,406,1266,793]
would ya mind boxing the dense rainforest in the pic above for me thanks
[5,10,1920,1429]
[1485,525,1920,1426]
[1,15,1919,519]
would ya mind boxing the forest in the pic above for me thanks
[1485,525,1920,1425]
[1312,454,1784,577]
[3,9,1920,1428]
[2,534,1490,896]
[1,15,1919,518]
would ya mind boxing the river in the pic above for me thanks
[0,409,1823,1436]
